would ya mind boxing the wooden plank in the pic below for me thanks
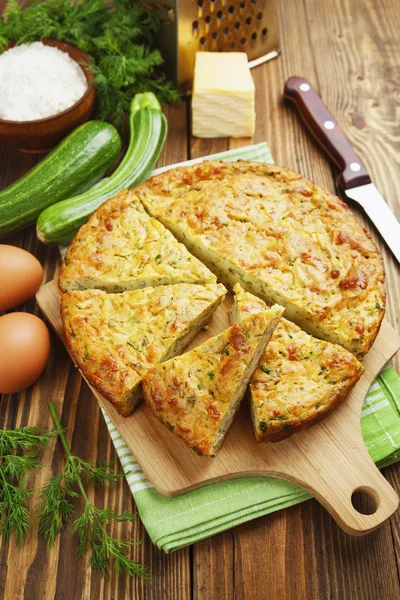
[233,491,399,600]
[386,465,400,575]
[296,0,400,595]
[159,102,190,168]
[192,533,234,600]
[233,507,311,600]
[229,0,400,597]
[302,0,400,374]
[302,495,399,600]
[0,101,192,599]
[1,0,400,597]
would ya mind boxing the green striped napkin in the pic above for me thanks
[102,143,400,553]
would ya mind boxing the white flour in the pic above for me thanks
[0,41,88,121]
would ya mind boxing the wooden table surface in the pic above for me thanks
[1,0,399,598]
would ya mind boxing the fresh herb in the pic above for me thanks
[0,426,59,545]
[36,402,149,580]
[207,371,215,380]
[259,420,268,432]
[187,395,196,407]
[0,0,179,127]
[1,406,148,579]
[260,366,271,375]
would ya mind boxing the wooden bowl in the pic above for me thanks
[0,39,96,153]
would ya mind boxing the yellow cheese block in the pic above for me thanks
[192,52,255,138]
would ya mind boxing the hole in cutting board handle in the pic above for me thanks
[351,487,380,515]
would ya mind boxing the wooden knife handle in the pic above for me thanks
[284,76,371,190]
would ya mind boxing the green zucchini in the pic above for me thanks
[0,121,121,238]
[37,93,168,245]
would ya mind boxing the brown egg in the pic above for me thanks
[0,313,50,394]
[0,245,44,312]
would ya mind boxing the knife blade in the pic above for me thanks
[283,76,400,264]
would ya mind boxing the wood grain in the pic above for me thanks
[1,0,400,597]
[0,103,193,600]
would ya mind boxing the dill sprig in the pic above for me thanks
[0,426,59,545]
[36,402,149,580]
[0,410,148,579]
[0,0,179,127]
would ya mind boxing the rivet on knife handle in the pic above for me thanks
[283,76,371,190]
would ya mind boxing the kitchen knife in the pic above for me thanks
[284,76,400,264]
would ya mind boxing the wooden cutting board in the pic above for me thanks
[37,280,400,536]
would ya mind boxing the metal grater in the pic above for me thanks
[144,0,280,92]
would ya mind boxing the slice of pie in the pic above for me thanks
[142,304,284,455]
[61,283,226,416]
[59,188,216,293]
[231,284,364,442]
